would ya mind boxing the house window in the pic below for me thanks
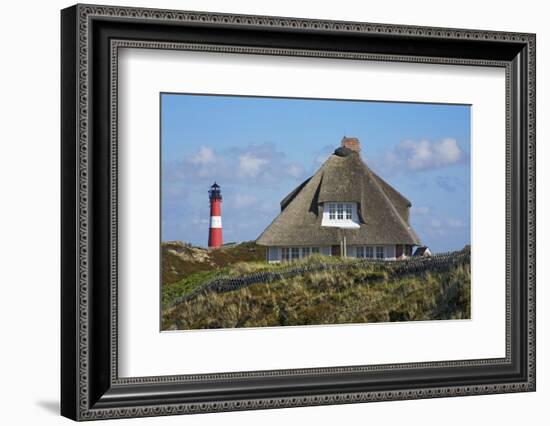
[322,202,359,229]
[357,246,374,258]
[281,247,323,261]
[345,203,352,219]
[365,246,374,258]
[376,246,385,259]
[337,203,344,219]
[329,203,336,220]
[281,248,290,261]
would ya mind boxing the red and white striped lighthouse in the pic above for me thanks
[208,182,223,248]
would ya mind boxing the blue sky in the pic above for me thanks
[161,93,471,253]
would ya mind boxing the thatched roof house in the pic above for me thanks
[256,137,421,262]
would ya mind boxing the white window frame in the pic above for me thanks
[281,246,326,261]
[345,203,352,220]
[321,202,360,229]
[366,246,374,258]
[356,246,374,259]
[328,203,336,220]
[376,246,385,259]
[337,203,344,220]
[281,247,290,261]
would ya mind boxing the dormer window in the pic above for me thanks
[345,203,352,219]
[329,203,336,220]
[328,203,353,220]
[322,202,360,228]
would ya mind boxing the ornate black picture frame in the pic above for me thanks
[61,4,536,421]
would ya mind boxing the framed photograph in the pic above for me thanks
[61,4,536,421]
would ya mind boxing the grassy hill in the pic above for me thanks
[161,248,471,330]
[161,241,266,285]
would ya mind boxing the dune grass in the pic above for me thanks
[162,241,267,285]
[162,260,470,330]
[161,254,347,310]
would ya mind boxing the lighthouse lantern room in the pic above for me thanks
[208,182,223,248]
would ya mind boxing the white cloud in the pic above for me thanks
[433,138,463,164]
[407,138,463,170]
[447,218,466,228]
[425,217,467,238]
[287,163,303,178]
[163,142,312,245]
[238,153,269,178]
[191,146,216,165]
[162,142,308,244]
[410,206,430,215]
[380,138,466,173]
[430,218,467,228]
[430,218,442,228]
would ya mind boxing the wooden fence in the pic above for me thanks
[169,248,470,308]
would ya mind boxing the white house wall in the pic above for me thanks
[265,245,398,262]
[321,246,331,256]
[351,244,396,260]
[267,247,279,262]
[385,245,396,259]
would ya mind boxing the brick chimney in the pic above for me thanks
[341,136,361,153]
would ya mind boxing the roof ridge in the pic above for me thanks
[280,176,312,211]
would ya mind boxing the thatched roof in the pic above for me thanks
[256,145,420,247]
